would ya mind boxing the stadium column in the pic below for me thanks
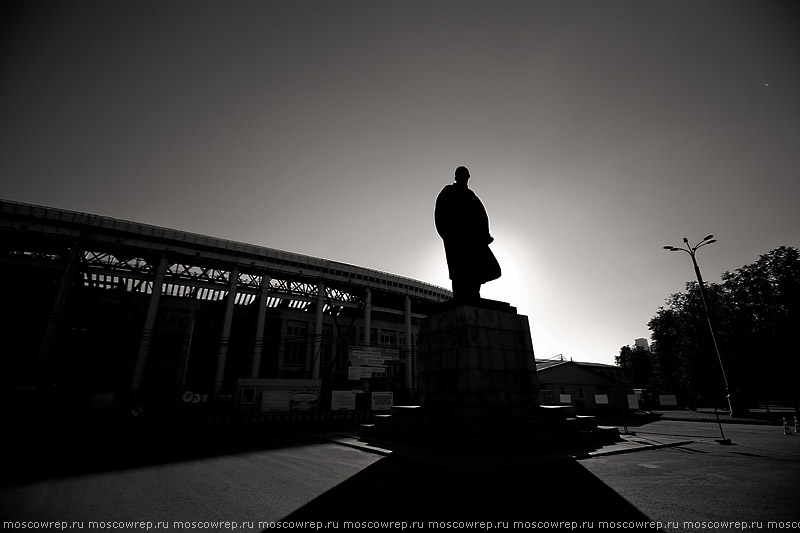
[214,265,239,399]
[131,254,168,398]
[177,307,196,394]
[35,243,80,387]
[312,281,324,379]
[405,296,413,392]
[364,288,372,345]
[251,273,270,379]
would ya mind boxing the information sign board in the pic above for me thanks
[261,390,290,412]
[627,394,640,410]
[659,394,678,407]
[371,391,393,411]
[348,347,391,380]
[331,390,356,411]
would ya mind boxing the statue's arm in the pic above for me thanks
[477,197,494,244]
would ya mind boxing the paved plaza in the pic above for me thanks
[2,419,799,532]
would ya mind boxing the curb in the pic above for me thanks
[639,412,785,426]
[306,433,394,457]
[572,439,695,460]
[312,431,696,463]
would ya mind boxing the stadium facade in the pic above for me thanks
[0,199,451,419]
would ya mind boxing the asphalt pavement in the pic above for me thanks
[581,423,800,533]
[2,418,798,532]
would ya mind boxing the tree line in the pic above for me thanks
[617,246,800,410]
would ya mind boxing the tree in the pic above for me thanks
[646,246,800,409]
[616,344,652,389]
[647,288,720,404]
[719,246,800,405]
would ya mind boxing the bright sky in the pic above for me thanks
[2,1,798,365]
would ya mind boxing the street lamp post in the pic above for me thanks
[663,235,735,417]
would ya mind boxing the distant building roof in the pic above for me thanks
[535,359,630,384]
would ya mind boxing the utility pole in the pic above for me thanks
[664,235,735,417]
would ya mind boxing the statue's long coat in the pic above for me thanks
[434,184,501,283]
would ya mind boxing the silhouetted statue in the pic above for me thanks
[435,166,501,301]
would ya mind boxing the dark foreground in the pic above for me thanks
[2,417,799,532]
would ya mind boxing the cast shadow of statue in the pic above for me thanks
[282,454,659,524]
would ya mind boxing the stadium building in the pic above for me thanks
[0,199,451,421]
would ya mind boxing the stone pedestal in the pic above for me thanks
[417,299,539,421]
[360,299,619,446]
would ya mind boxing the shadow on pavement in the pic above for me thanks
[282,454,661,525]
[2,417,364,487]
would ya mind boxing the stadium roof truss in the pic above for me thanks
[1,199,451,317]
[78,249,366,311]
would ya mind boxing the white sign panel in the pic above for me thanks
[351,367,386,379]
[627,394,640,410]
[352,350,383,360]
[290,392,318,410]
[371,392,393,411]
[360,356,387,366]
[349,348,389,380]
[659,394,678,407]
[331,390,356,411]
[595,394,609,405]
[261,390,291,412]
[559,394,572,404]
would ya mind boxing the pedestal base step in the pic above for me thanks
[359,405,620,449]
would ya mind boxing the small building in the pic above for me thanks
[536,359,632,415]
[634,338,650,351]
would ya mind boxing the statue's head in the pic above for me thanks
[454,166,470,183]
